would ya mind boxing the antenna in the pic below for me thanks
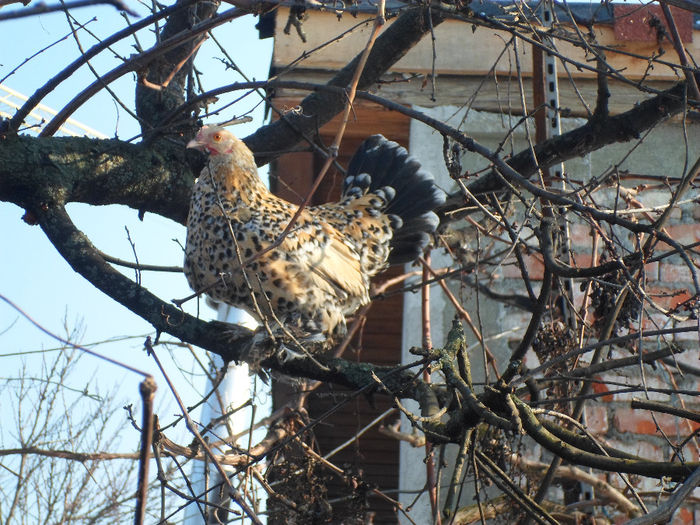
[0,84,108,138]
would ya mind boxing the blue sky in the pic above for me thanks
[1,2,273,437]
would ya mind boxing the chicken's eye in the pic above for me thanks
[212,133,222,142]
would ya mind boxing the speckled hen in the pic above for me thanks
[184,125,445,340]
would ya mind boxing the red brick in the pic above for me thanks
[591,378,614,403]
[501,254,545,280]
[614,5,694,43]
[614,407,700,436]
[644,261,659,281]
[672,506,694,525]
[668,224,700,244]
[645,286,693,310]
[569,223,594,249]
[569,252,594,268]
[614,408,657,435]
[656,224,700,251]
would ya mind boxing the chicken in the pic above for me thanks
[184,125,445,340]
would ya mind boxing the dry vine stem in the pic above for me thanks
[421,252,441,524]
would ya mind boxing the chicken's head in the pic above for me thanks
[186,126,241,155]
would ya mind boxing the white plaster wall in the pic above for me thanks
[400,106,462,523]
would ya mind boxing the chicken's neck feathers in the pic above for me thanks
[204,152,272,207]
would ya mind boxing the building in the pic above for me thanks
[257,2,700,522]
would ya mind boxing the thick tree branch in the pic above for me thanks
[511,454,640,517]
[624,467,700,525]
[0,0,137,21]
[2,81,690,230]
[7,168,698,483]
[515,397,699,480]
[0,134,196,224]
[39,7,246,137]
[0,446,139,461]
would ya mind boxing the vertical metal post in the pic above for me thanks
[540,0,577,332]
[537,1,594,512]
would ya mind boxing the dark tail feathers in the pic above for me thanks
[344,135,446,265]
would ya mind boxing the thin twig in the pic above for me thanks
[659,4,700,101]
[134,376,157,525]
[0,0,137,20]
[0,293,150,377]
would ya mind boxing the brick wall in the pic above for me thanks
[509,186,699,523]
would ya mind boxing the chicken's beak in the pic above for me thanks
[186,137,204,150]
